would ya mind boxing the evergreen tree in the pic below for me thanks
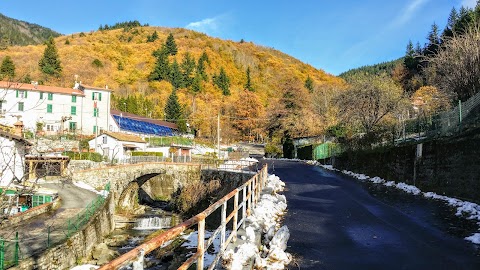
[304,75,314,93]
[244,67,254,91]
[190,73,203,93]
[424,23,440,56]
[165,33,178,55]
[148,48,170,81]
[165,89,183,126]
[147,30,159,42]
[404,40,417,71]
[38,37,62,77]
[181,52,196,87]
[448,7,459,31]
[169,59,183,89]
[197,51,209,81]
[0,56,15,80]
[213,67,230,96]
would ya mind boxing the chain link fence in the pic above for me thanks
[396,91,480,142]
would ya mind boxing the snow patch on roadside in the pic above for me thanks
[73,181,109,197]
[308,161,480,245]
[223,174,291,269]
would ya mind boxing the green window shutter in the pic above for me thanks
[18,102,24,111]
[71,106,76,115]
[16,90,18,98]
[93,125,97,134]
[99,93,102,101]
[40,92,44,99]
[72,95,76,103]
[48,93,53,100]
[92,92,95,100]
[93,108,99,117]
[47,104,52,113]
[25,91,28,98]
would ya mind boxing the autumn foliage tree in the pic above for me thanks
[335,74,404,139]
[231,89,264,140]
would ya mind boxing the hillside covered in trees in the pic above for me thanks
[0,22,345,144]
[0,13,60,48]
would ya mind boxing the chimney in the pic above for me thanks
[13,121,24,137]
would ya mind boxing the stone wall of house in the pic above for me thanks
[11,194,115,270]
[31,138,79,154]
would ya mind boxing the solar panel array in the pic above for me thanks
[113,115,174,136]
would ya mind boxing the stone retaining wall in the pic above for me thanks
[334,134,480,202]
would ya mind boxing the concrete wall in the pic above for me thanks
[11,194,115,270]
[333,134,480,202]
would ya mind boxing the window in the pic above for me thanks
[71,95,77,103]
[47,104,52,113]
[0,100,4,111]
[16,90,27,98]
[93,125,97,134]
[71,106,76,115]
[48,93,53,100]
[93,108,99,117]
[18,102,24,112]
[92,92,102,101]
[103,136,107,144]
[40,92,44,99]
[69,122,77,132]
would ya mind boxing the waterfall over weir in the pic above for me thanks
[134,216,173,230]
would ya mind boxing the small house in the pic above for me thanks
[89,131,146,162]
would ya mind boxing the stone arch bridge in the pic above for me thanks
[70,162,203,211]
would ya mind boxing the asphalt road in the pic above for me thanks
[259,159,480,270]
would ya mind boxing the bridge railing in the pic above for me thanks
[98,164,268,270]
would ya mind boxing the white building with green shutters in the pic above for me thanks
[0,81,113,135]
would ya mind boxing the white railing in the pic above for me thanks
[98,164,268,270]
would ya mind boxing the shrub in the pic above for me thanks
[131,151,163,157]
[171,180,220,214]
[63,151,103,162]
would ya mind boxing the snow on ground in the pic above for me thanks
[223,174,291,270]
[218,157,259,172]
[307,160,480,244]
[73,181,109,197]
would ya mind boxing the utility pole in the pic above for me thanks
[217,113,220,159]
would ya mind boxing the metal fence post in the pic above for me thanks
[459,100,462,124]
[0,238,4,270]
[221,202,227,250]
[14,232,19,266]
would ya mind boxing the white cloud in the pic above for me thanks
[186,16,220,35]
[392,0,430,27]
[461,0,477,8]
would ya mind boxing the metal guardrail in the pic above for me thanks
[99,164,268,270]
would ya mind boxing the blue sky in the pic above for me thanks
[0,0,476,75]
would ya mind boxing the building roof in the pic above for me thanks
[0,81,85,96]
[77,84,112,92]
[0,129,33,146]
[103,131,145,143]
[111,109,178,129]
